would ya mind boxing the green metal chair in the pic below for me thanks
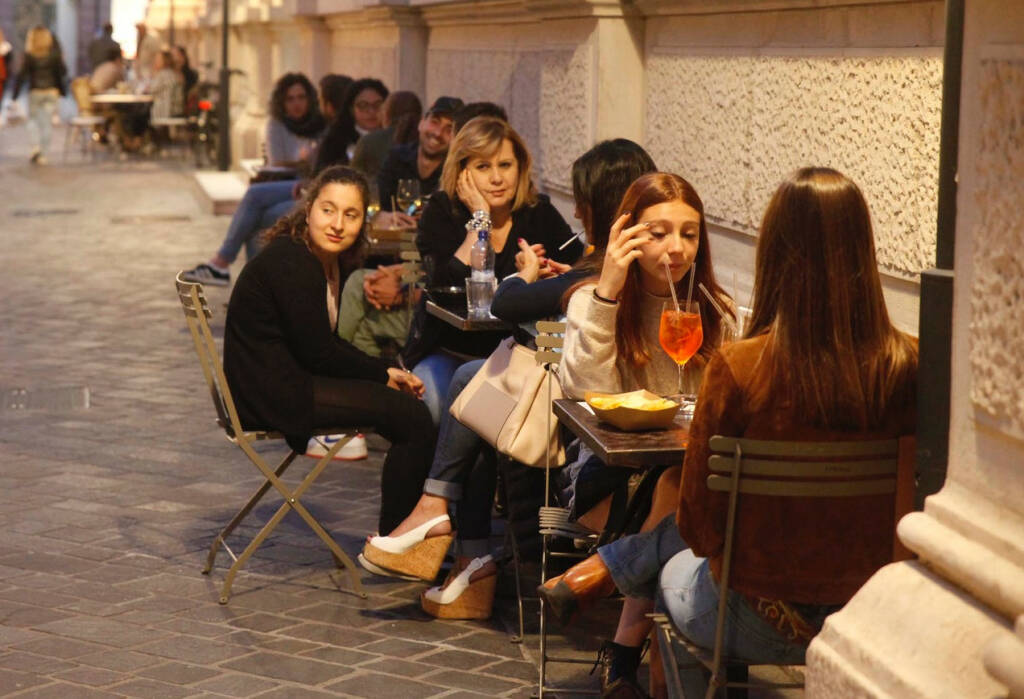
[652,434,914,698]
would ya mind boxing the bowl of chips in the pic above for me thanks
[584,390,680,431]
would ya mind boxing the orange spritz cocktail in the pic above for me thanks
[660,300,702,408]
[659,309,703,366]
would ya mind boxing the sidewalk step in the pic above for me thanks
[194,170,248,216]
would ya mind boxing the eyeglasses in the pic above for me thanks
[355,100,383,112]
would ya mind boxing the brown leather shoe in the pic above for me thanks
[537,553,617,626]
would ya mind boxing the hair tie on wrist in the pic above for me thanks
[593,289,619,305]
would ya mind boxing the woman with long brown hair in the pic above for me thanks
[222,165,435,535]
[12,25,67,164]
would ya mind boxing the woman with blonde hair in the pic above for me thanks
[402,115,583,423]
[12,25,68,164]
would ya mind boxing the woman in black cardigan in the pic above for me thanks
[223,166,434,534]
[403,116,584,424]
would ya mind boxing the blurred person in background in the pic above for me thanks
[314,77,389,170]
[350,90,422,181]
[88,23,120,71]
[134,23,161,82]
[0,27,11,108]
[264,72,326,171]
[13,25,67,164]
[149,49,183,120]
[182,74,348,286]
[170,46,198,112]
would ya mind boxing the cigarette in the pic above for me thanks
[558,233,581,251]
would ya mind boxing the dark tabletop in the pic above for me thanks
[425,300,514,332]
[553,398,689,468]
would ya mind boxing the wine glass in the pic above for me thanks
[396,179,421,217]
[659,300,703,411]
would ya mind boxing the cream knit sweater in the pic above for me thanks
[560,283,705,400]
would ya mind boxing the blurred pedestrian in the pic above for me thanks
[13,25,68,164]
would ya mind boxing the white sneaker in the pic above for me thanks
[305,433,368,461]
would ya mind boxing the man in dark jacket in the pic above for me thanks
[87,24,120,71]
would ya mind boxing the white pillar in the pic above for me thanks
[805,1,1024,696]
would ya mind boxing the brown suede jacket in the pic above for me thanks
[677,334,918,604]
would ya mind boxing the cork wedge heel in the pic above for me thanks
[360,514,454,582]
[421,555,497,620]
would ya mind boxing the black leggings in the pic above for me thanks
[312,377,435,533]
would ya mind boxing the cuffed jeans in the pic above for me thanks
[657,549,809,696]
[597,513,686,600]
[217,179,297,264]
[420,359,496,558]
[28,90,59,154]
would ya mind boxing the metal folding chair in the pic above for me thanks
[651,435,914,698]
[175,272,368,604]
[533,320,602,697]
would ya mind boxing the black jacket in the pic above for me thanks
[402,190,583,366]
[13,50,67,99]
[223,236,390,451]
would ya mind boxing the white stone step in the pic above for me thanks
[193,170,248,216]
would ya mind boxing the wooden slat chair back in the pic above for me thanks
[175,272,367,604]
[533,321,601,697]
[653,435,913,699]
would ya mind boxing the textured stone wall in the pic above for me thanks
[329,42,396,89]
[427,43,593,191]
[969,57,1024,439]
[646,51,942,278]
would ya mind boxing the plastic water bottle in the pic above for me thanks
[468,229,495,317]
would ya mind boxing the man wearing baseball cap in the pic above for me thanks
[375,96,464,230]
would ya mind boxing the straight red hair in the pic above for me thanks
[568,172,733,371]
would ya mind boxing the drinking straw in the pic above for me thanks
[698,282,738,335]
[664,262,680,311]
[685,263,696,309]
[558,232,580,250]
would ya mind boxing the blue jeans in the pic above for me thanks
[411,352,464,426]
[421,359,494,558]
[597,514,686,600]
[657,550,809,696]
[216,179,296,264]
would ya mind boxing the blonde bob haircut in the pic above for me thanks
[440,116,538,212]
[25,25,54,58]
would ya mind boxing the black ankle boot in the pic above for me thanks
[593,640,649,698]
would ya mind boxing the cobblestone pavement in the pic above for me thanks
[0,125,619,698]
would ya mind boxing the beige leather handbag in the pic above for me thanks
[449,337,565,468]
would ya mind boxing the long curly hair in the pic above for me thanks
[265,166,370,275]
[268,72,319,124]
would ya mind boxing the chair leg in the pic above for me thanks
[202,451,297,575]
[497,457,525,643]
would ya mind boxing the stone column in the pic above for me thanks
[805,1,1024,696]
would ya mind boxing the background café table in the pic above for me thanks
[89,93,155,106]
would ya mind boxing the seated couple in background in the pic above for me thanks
[536,167,919,698]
